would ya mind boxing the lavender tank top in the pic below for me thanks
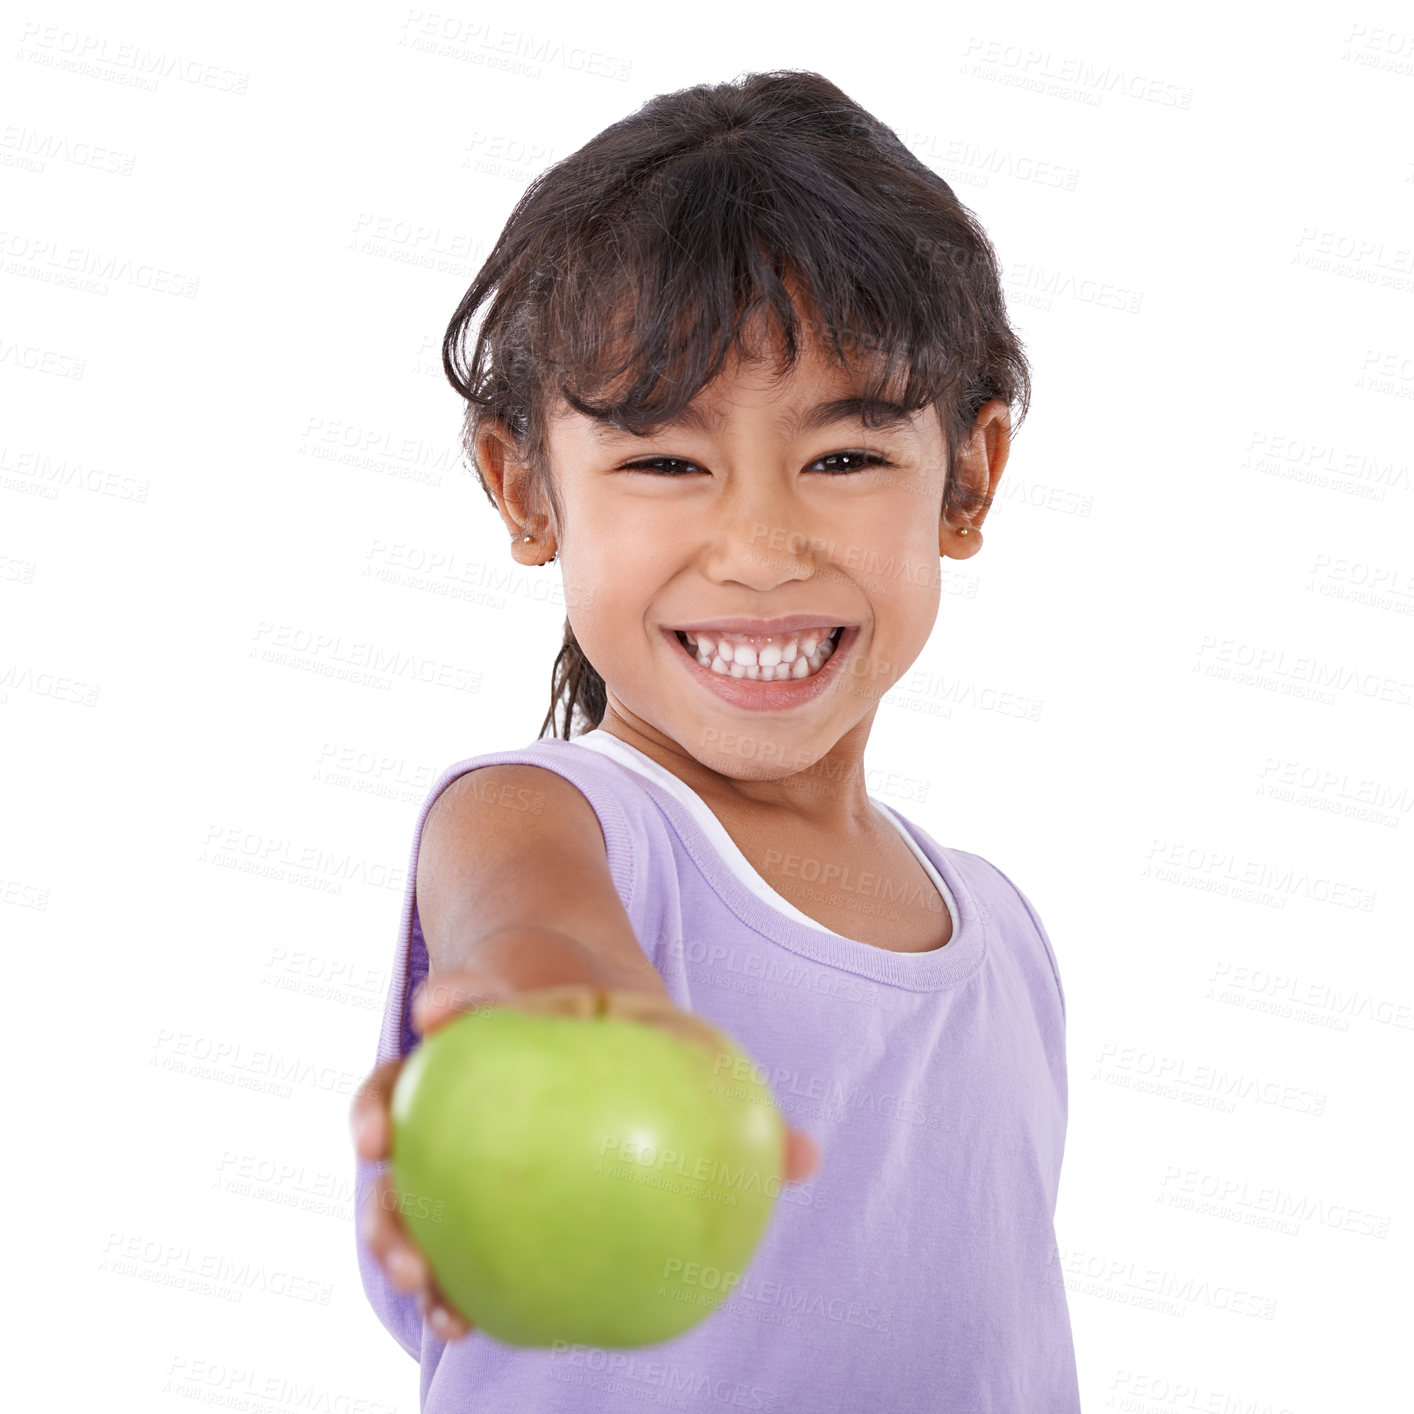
[354,731,1081,1412]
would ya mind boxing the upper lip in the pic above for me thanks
[665,615,856,636]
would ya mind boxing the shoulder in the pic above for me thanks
[875,800,1067,1021]
[416,737,675,925]
[947,845,1067,1023]
[422,738,644,832]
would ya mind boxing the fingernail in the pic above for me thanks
[429,1305,456,1338]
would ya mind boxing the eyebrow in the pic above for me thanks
[589,396,916,440]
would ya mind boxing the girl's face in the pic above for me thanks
[515,333,1005,785]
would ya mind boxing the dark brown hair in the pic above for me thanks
[443,69,1031,740]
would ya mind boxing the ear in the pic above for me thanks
[940,400,1011,560]
[476,418,555,564]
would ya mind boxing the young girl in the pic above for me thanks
[351,69,1081,1410]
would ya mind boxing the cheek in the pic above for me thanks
[849,492,934,549]
[562,571,649,673]
[561,505,675,601]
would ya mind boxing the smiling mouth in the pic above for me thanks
[672,626,845,681]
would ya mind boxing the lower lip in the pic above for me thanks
[661,627,858,712]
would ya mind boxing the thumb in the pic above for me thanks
[784,1128,821,1184]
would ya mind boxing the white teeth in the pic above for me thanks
[678,627,842,682]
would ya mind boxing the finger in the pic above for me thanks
[783,1128,821,1184]
[349,1057,404,1161]
[412,970,508,1035]
[599,989,732,1053]
[366,1174,474,1343]
[362,1172,429,1293]
[500,983,609,1020]
[418,1282,476,1342]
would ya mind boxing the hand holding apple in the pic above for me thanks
[351,966,821,1346]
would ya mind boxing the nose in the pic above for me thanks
[699,482,818,591]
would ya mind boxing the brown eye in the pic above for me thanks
[812,451,891,474]
[621,457,702,476]
[622,451,892,476]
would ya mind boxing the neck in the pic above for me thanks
[593,702,881,835]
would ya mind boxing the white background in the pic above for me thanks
[4,1,1410,1408]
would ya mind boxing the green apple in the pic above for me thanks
[388,998,786,1347]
